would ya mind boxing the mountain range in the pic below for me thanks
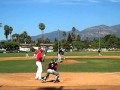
[31,24,120,42]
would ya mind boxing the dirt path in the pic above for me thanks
[0,73,120,90]
[1,55,120,61]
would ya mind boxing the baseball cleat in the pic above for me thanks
[53,79,60,83]
[41,79,46,83]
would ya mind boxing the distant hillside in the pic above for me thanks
[31,24,120,42]
[31,30,65,42]
[80,25,117,40]
[111,24,120,37]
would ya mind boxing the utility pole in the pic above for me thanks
[0,23,2,41]
[58,29,59,52]
[99,29,101,49]
[98,28,102,56]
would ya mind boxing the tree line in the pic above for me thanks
[1,23,120,51]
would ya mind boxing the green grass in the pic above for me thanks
[0,60,36,73]
[58,58,120,72]
[0,58,120,73]
[0,52,33,57]
[0,51,120,57]
[0,60,47,73]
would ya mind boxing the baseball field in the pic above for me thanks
[0,51,120,90]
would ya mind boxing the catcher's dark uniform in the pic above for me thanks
[41,59,60,83]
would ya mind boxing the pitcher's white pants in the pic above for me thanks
[35,61,42,80]
[58,54,62,62]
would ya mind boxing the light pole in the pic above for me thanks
[98,28,102,56]
[98,29,101,49]
[58,29,59,52]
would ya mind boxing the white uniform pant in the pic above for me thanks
[58,54,62,62]
[35,61,42,79]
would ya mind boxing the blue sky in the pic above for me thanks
[0,0,120,40]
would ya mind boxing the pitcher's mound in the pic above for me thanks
[59,60,86,64]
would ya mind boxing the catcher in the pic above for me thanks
[41,58,60,83]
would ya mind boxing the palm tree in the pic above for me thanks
[12,33,20,42]
[4,25,10,41]
[9,26,13,41]
[22,31,28,44]
[44,38,50,43]
[71,27,76,41]
[26,36,32,44]
[72,27,76,33]
[62,31,67,40]
[67,33,72,43]
[12,34,16,41]
[19,34,23,43]
[76,34,81,41]
[37,37,43,46]
[39,23,45,43]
